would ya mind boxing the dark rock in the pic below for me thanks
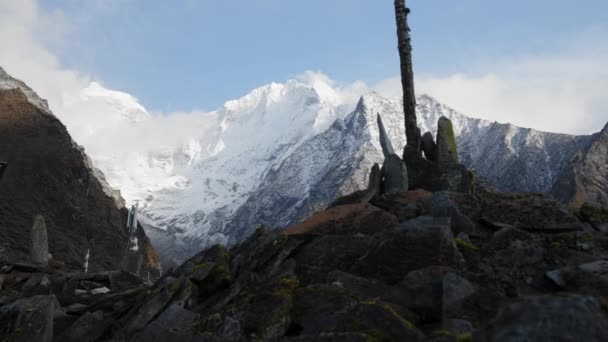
[326,270,393,300]
[550,122,608,207]
[31,215,49,265]
[578,202,608,231]
[377,113,396,157]
[293,284,424,341]
[487,227,533,251]
[436,116,459,168]
[392,266,476,322]
[352,223,465,284]
[381,154,409,194]
[478,295,608,342]
[545,260,608,296]
[377,113,409,194]
[80,280,103,290]
[294,235,376,285]
[283,203,398,236]
[283,332,368,341]
[235,275,298,340]
[173,244,231,296]
[371,190,432,222]
[0,294,59,342]
[57,310,113,342]
[132,304,202,342]
[122,276,186,336]
[425,192,475,235]
[0,87,161,274]
[421,131,437,161]
[330,163,382,208]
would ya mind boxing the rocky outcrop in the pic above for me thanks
[0,81,161,275]
[551,122,608,207]
[2,186,606,341]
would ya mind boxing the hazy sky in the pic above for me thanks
[1,0,607,134]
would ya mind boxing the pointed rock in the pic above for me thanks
[436,116,459,168]
[367,163,382,196]
[377,113,395,157]
[421,132,437,161]
[381,155,409,194]
[31,215,49,265]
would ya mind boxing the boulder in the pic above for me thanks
[545,260,608,296]
[0,294,59,342]
[294,235,376,285]
[283,203,398,236]
[351,222,465,284]
[478,295,608,342]
[57,310,114,342]
[371,189,432,222]
[122,276,186,336]
[391,266,476,322]
[424,192,475,235]
[132,304,202,342]
[293,284,424,341]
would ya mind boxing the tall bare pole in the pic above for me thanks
[394,0,420,157]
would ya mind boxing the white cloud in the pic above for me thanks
[0,0,214,163]
[1,0,605,143]
[375,28,608,135]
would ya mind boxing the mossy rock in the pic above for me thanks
[579,203,608,225]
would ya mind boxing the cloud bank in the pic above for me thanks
[1,0,606,142]
[375,27,608,135]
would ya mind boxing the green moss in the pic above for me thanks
[582,233,595,242]
[374,301,417,331]
[273,276,299,298]
[600,297,608,313]
[550,241,562,249]
[456,333,473,342]
[579,203,608,224]
[432,329,455,337]
[366,329,393,342]
[190,262,213,273]
[455,238,479,252]
[440,118,459,163]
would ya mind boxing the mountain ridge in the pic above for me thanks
[1,67,605,265]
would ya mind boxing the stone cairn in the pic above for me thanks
[31,215,49,265]
[392,0,474,194]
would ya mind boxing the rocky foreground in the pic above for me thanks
[1,188,608,341]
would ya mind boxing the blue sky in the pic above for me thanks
[1,0,606,134]
[39,0,608,112]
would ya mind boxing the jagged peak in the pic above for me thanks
[0,66,51,114]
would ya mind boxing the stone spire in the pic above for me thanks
[394,0,421,157]
[378,114,409,194]
[31,215,49,265]
[377,114,395,157]
[436,116,459,168]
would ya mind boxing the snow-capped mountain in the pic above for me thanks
[5,65,601,264]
